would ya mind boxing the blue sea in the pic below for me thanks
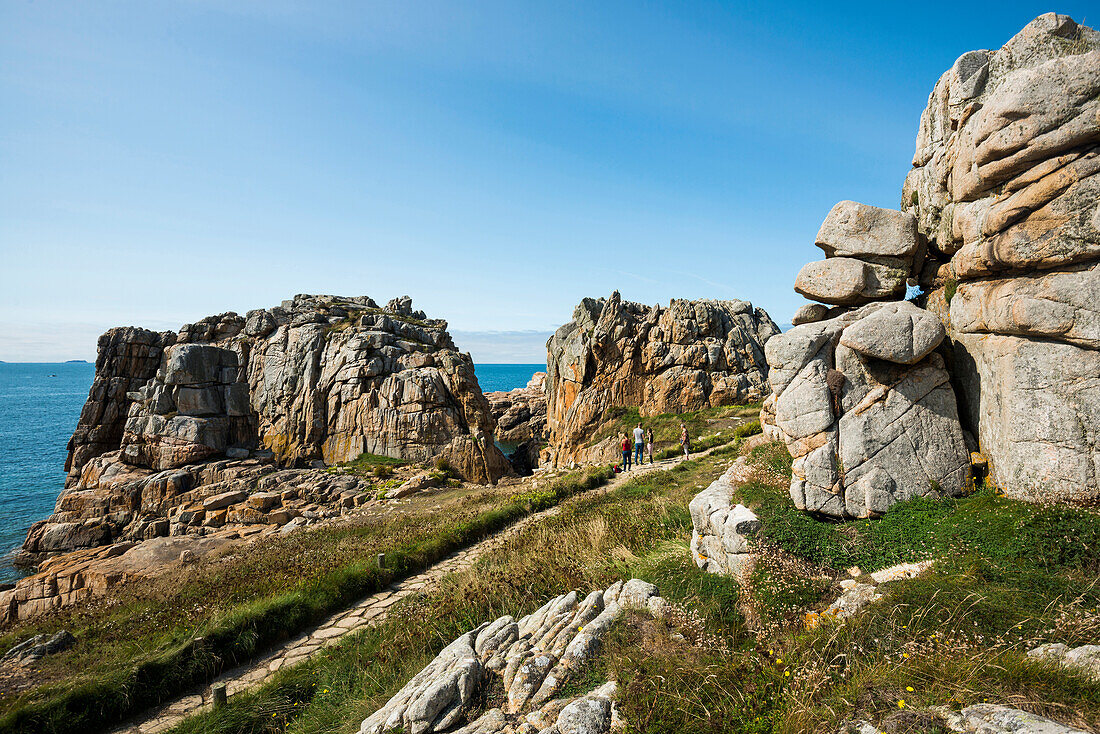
[475,363,545,393]
[0,362,543,583]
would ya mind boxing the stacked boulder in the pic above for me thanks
[764,14,1100,514]
[903,13,1100,504]
[793,200,922,308]
[359,579,666,734]
[546,292,779,466]
[768,209,971,517]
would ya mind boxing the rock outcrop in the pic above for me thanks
[360,579,666,734]
[485,372,549,475]
[766,301,970,518]
[901,13,1100,504]
[23,295,512,562]
[773,14,1099,511]
[546,292,779,465]
[1029,642,1100,680]
[690,451,762,575]
[485,372,548,445]
[64,327,173,484]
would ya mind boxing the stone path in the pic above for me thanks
[109,451,709,734]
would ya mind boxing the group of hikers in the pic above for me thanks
[616,421,691,472]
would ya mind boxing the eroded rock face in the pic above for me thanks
[545,292,779,465]
[64,327,174,484]
[485,373,548,445]
[25,295,511,561]
[360,579,663,734]
[903,13,1100,504]
[485,373,549,476]
[96,295,509,482]
[765,302,970,519]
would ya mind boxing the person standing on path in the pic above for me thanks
[633,422,645,466]
[680,423,691,457]
[621,433,632,470]
[645,428,654,464]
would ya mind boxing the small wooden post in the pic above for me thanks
[376,553,385,569]
[211,682,227,709]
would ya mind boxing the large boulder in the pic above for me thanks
[903,13,1100,504]
[545,292,779,465]
[765,302,971,519]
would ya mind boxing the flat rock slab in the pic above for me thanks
[815,200,919,260]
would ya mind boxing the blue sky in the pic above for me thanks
[1,1,1092,362]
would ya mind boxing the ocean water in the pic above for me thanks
[0,362,542,583]
[0,362,96,583]
[473,363,545,393]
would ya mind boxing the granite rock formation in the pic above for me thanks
[767,301,971,518]
[64,327,173,483]
[485,372,548,445]
[359,579,666,734]
[775,14,1099,511]
[902,13,1100,504]
[545,292,779,465]
[793,201,922,307]
[690,454,761,576]
[23,295,511,562]
[485,372,549,475]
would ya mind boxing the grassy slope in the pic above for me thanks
[0,468,610,734]
[163,443,757,734]
[160,437,1100,734]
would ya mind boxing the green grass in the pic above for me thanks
[11,427,1100,734]
[730,441,1100,731]
[736,442,1100,576]
[594,403,759,446]
[160,446,748,734]
[944,277,957,304]
[146,436,1100,734]
[0,467,612,734]
[329,452,409,477]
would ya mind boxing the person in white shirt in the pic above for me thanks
[633,423,645,466]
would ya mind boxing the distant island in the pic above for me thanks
[64,360,89,363]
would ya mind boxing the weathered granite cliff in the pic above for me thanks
[23,295,512,562]
[762,14,1100,514]
[545,292,779,465]
[902,12,1100,504]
